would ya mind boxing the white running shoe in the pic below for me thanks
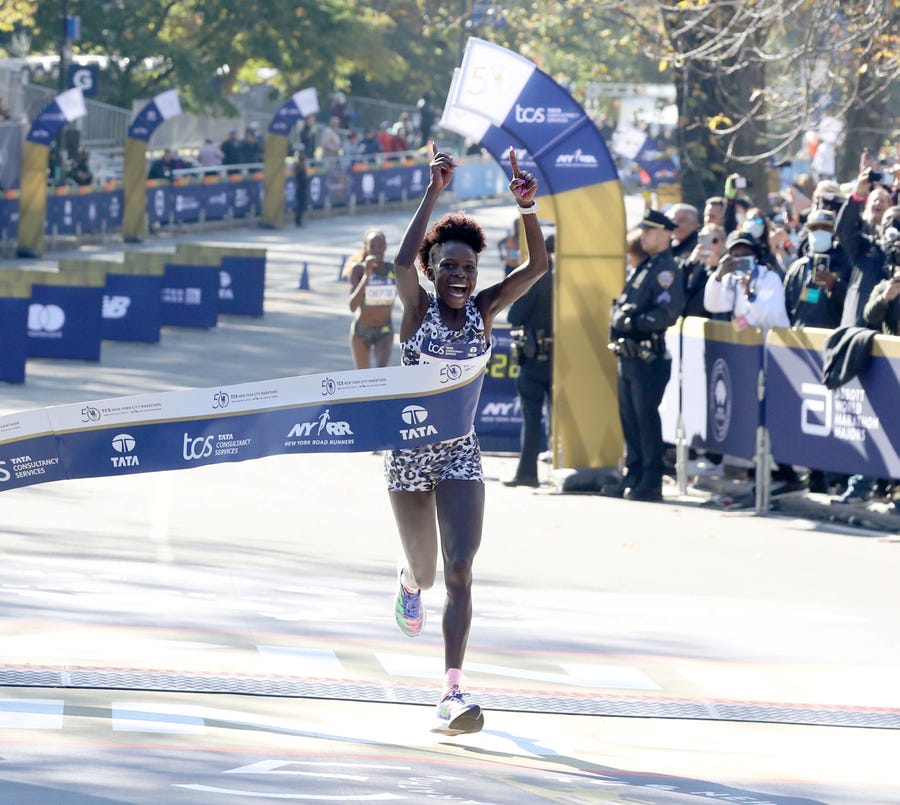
[431,687,484,735]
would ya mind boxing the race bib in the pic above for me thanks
[364,278,396,306]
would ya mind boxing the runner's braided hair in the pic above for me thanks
[419,212,486,272]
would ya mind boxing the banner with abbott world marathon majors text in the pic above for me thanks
[441,39,626,469]
[0,354,488,493]
[123,90,181,241]
[766,328,900,478]
[261,88,319,227]
[17,88,86,257]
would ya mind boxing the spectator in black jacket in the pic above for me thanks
[783,209,850,328]
[835,168,893,328]
[666,203,700,268]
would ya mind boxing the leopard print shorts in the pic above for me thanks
[384,431,484,492]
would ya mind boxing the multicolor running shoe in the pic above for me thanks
[394,563,425,637]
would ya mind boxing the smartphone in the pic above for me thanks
[869,170,883,185]
[734,176,747,189]
[813,254,831,272]
[698,231,713,249]
[733,255,755,277]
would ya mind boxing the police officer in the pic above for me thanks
[503,234,555,487]
[603,209,684,502]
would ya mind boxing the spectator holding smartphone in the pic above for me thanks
[704,231,789,330]
[783,209,850,328]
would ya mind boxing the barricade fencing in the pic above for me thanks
[661,317,900,512]
[0,154,508,254]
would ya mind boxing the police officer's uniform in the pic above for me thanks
[504,251,553,486]
[606,210,685,501]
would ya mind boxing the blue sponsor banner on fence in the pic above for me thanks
[27,284,103,361]
[0,196,19,239]
[218,255,265,317]
[102,273,162,343]
[160,264,219,328]
[0,356,488,491]
[766,328,900,478]
[475,326,529,453]
[146,185,171,225]
[0,297,28,383]
[680,317,762,460]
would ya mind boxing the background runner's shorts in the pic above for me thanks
[384,431,483,492]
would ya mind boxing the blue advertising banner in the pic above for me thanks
[0,409,66,491]
[0,297,28,383]
[0,196,19,239]
[172,185,203,223]
[146,185,172,225]
[160,264,219,328]
[680,317,763,460]
[346,169,381,204]
[0,355,488,492]
[26,89,86,147]
[218,256,265,317]
[128,91,181,142]
[204,184,229,222]
[102,273,162,343]
[766,329,900,478]
[27,284,103,361]
[231,180,258,219]
[476,326,523,452]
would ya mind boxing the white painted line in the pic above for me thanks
[0,698,64,729]
[112,701,207,734]
[256,646,344,674]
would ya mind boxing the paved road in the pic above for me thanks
[1,202,899,804]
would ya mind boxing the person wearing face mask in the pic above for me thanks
[682,223,728,318]
[783,209,850,329]
[739,207,792,277]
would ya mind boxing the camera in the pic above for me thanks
[869,170,884,185]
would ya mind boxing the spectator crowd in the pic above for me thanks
[634,148,899,514]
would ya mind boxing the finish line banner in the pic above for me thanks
[0,356,488,492]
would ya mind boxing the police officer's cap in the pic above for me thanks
[725,230,758,252]
[638,209,677,231]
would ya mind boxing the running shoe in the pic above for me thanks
[394,563,425,637]
[431,687,484,735]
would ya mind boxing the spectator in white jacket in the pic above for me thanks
[704,230,790,330]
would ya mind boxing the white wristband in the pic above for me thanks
[517,203,539,215]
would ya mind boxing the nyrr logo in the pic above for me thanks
[400,405,437,440]
[183,433,214,460]
[286,409,353,438]
[0,461,10,483]
[28,304,66,333]
[110,433,140,468]
[514,104,546,124]
[102,295,131,319]
[709,358,732,443]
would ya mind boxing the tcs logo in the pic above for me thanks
[0,461,10,483]
[183,433,213,461]
[28,304,65,332]
[514,104,546,124]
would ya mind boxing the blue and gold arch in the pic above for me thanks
[441,39,626,469]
